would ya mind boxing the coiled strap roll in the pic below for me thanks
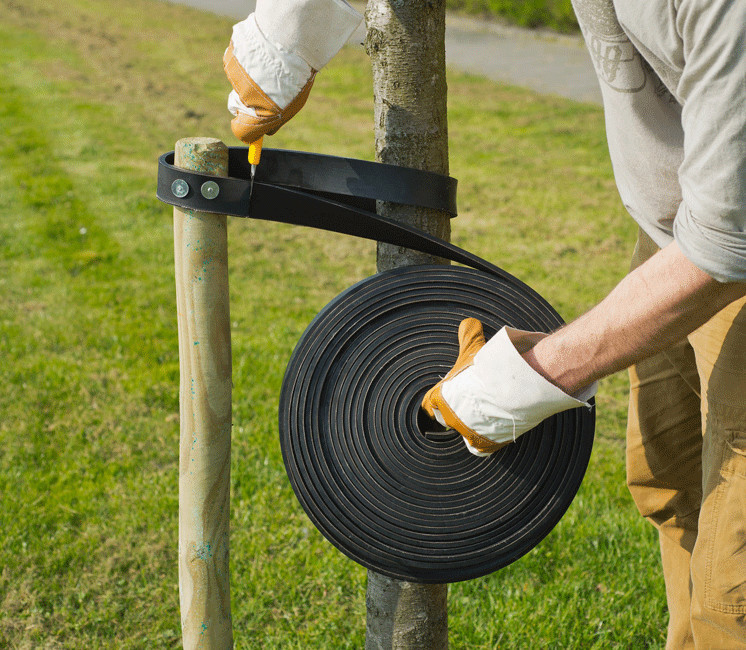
[157,147,595,584]
[280,265,595,584]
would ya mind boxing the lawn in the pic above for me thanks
[0,0,665,647]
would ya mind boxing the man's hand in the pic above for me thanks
[422,318,596,457]
[224,0,362,145]
[423,243,746,458]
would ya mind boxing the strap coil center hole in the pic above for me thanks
[416,407,457,442]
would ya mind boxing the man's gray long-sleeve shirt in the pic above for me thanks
[573,0,746,282]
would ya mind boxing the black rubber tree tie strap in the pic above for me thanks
[157,146,595,583]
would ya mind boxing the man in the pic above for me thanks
[225,1,746,645]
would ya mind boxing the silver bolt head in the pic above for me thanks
[201,181,220,200]
[171,179,189,198]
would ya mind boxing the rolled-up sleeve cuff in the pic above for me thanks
[673,203,746,282]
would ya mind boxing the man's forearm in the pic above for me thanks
[522,242,746,395]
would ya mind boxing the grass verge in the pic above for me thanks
[447,0,578,33]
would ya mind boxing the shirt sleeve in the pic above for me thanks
[572,0,686,251]
[673,0,746,282]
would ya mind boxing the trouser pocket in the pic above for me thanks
[698,430,746,614]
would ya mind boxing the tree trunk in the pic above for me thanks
[364,1,450,648]
[366,0,451,272]
[366,573,448,649]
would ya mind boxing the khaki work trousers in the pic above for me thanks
[627,230,746,648]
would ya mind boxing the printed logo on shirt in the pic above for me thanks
[572,0,647,93]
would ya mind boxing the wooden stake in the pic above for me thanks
[173,137,233,649]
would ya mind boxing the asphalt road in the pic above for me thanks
[164,0,601,105]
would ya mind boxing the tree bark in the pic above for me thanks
[366,573,448,649]
[366,0,451,272]
[365,1,450,648]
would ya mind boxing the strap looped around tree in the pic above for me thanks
[157,147,595,583]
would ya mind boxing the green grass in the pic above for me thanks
[447,0,578,33]
[0,0,663,647]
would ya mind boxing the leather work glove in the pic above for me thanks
[422,318,596,457]
[224,0,362,144]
